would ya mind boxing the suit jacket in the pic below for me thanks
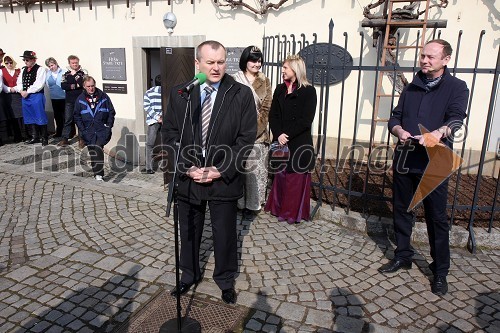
[388,67,468,173]
[163,74,257,204]
[268,83,317,173]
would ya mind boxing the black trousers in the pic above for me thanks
[393,172,450,276]
[51,99,65,137]
[176,198,237,291]
[87,145,105,177]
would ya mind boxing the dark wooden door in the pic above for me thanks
[159,47,195,184]
[160,47,195,116]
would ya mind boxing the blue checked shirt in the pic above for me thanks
[143,86,162,125]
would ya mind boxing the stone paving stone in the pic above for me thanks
[305,308,334,329]
[50,246,79,259]
[4,266,38,282]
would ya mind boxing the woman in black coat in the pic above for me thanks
[264,54,317,223]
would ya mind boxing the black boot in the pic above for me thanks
[40,125,48,146]
[25,125,40,144]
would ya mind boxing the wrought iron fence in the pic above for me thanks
[262,19,500,253]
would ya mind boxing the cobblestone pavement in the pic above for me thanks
[0,142,498,333]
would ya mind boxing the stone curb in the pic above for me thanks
[314,204,500,250]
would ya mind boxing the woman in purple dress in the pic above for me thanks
[264,54,317,224]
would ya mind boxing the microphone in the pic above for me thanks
[177,72,207,95]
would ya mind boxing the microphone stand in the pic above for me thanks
[160,92,201,333]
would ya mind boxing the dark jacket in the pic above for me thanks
[163,74,257,204]
[74,88,115,146]
[388,67,469,173]
[268,83,317,173]
[61,68,86,103]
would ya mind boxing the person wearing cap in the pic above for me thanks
[14,50,48,145]
[1,55,24,142]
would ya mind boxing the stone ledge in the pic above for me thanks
[314,204,500,250]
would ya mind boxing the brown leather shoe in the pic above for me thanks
[78,138,86,149]
[57,139,69,147]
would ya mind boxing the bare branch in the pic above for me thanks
[214,0,290,15]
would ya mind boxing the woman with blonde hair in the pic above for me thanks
[45,57,66,139]
[233,46,272,219]
[264,54,317,223]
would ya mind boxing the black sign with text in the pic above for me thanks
[101,48,127,81]
[103,83,127,94]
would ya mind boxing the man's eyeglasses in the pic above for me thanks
[23,59,32,62]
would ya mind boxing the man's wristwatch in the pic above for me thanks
[438,127,446,138]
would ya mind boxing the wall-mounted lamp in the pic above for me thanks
[163,12,177,34]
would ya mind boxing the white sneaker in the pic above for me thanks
[95,175,103,181]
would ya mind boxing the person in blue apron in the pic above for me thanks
[15,50,48,146]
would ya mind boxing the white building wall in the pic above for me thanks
[2,0,497,166]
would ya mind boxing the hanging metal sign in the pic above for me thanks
[299,43,353,85]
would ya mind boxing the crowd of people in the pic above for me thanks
[0,49,115,181]
[0,38,467,303]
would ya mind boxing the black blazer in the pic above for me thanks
[163,74,257,204]
[268,83,317,172]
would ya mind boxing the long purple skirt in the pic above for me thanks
[264,170,311,223]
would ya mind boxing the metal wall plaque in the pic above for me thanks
[299,43,353,85]
[103,83,127,94]
[101,48,127,81]
[226,47,245,75]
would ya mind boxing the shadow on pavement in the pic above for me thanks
[20,265,140,333]
[329,287,366,333]
[474,291,500,332]
[241,294,283,332]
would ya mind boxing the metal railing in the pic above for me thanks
[262,19,500,253]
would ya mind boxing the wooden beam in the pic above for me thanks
[55,0,59,12]
[146,0,149,6]
[361,18,447,28]
[107,0,110,8]
[126,0,129,8]
[39,0,43,12]
[10,0,13,13]
[89,0,92,10]
[24,0,29,13]
[71,0,75,10]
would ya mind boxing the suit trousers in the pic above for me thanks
[177,198,238,291]
[393,171,450,276]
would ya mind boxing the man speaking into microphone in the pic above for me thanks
[163,40,256,304]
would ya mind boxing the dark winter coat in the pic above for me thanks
[61,68,86,103]
[388,67,469,173]
[163,74,257,204]
[268,83,317,173]
[74,88,115,147]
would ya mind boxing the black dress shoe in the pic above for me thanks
[378,259,412,273]
[242,208,257,220]
[431,275,448,296]
[141,169,155,174]
[170,281,197,296]
[25,138,40,145]
[221,288,237,304]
